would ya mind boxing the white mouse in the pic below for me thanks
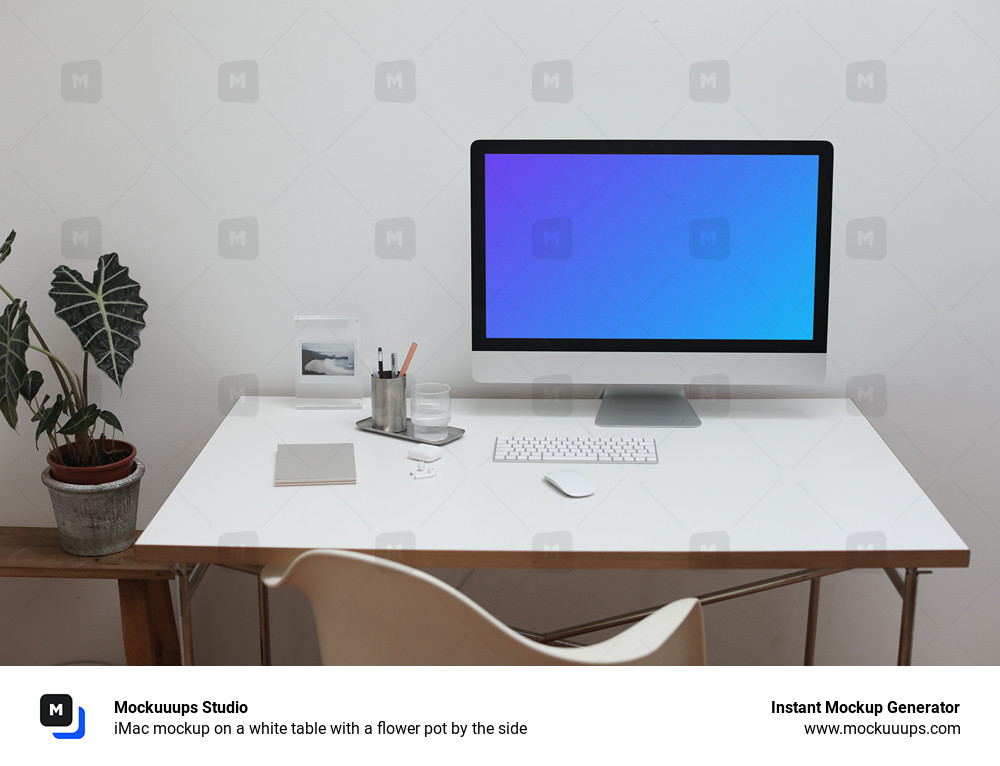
[544,470,595,498]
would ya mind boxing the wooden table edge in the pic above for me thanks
[0,527,175,580]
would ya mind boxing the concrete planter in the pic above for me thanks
[41,460,145,557]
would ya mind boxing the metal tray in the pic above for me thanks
[355,417,465,445]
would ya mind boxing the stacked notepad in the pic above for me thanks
[274,443,357,486]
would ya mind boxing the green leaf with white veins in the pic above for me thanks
[49,253,148,389]
[21,369,43,402]
[33,394,63,448]
[0,300,30,429]
[0,230,14,265]
[58,402,100,435]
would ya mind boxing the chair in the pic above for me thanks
[261,549,706,665]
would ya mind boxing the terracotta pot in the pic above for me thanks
[46,440,136,485]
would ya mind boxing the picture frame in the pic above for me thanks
[293,315,362,409]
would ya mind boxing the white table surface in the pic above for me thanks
[135,397,969,570]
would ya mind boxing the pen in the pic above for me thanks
[391,352,397,379]
[377,347,385,378]
[398,342,417,377]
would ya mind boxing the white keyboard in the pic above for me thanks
[493,435,658,464]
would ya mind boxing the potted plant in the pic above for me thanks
[0,229,148,556]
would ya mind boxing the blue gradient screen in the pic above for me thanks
[483,152,821,341]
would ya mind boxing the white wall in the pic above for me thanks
[1,0,997,665]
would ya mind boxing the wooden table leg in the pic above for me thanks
[117,579,182,665]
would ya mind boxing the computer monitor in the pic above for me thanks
[470,139,833,427]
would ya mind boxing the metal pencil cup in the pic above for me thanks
[371,375,407,433]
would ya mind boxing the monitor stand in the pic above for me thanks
[596,385,701,428]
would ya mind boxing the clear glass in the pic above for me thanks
[410,383,451,442]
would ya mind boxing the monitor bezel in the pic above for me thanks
[470,138,833,355]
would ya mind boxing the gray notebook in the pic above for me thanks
[274,443,357,486]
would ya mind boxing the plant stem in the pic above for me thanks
[0,282,17,305]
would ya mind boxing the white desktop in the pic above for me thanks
[470,139,834,427]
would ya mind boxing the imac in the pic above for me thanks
[470,139,833,427]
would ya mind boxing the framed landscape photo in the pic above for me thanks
[293,315,361,409]
[301,341,354,377]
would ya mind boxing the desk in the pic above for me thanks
[136,397,969,664]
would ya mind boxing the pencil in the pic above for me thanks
[398,342,417,377]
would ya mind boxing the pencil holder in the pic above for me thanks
[371,375,407,433]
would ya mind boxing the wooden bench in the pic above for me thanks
[0,526,181,665]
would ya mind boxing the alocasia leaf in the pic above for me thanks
[49,252,147,389]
